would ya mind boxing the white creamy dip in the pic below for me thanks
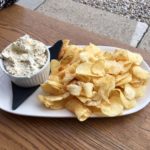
[1,35,48,77]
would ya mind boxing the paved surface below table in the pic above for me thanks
[139,27,150,51]
[36,0,138,45]
[17,0,45,10]
[17,0,150,51]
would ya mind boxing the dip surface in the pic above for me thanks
[1,35,48,77]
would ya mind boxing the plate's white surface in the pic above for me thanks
[0,46,150,117]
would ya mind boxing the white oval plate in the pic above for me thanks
[0,46,150,118]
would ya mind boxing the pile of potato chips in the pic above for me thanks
[38,40,150,121]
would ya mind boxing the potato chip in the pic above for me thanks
[82,82,94,98]
[134,85,146,98]
[116,73,132,86]
[127,51,143,65]
[77,96,101,107]
[50,59,60,75]
[92,77,102,87]
[67,84,82,96]
[46,80,62,89]
[79,51,91,62]
[119,61,132,74]
[130,76,145,88]
[115,72,130,83]
[131,76,142,84]
[58,39,70,59]
[38,92,70,102]
[124,84,136,100]
[59,40,81,62]
[98,75,115,102]
[101,96,123,117]
[75,74,91,82]
[84,43,101,55]
[41,80,64,95]
[91,60,105,76]
[63,73,75,84]
[89,106,103,116]
[94,51,104,60]
[92,91,102,102]
[114,49,128,61]
[77,96,91,103]
[82,44,103,62]
[76,62,92,76]
[41,99,66,109]
[111,89,136,109]
[103,51,113,60]
[86,100,101,107]
[68,62,80,74]
[65,97,91,121]
[39,94,70,109]
[132,66,150,80]
[60,54,74,66]
[114,49,143,65]
[48,75,60,82]
[105,60,123,75]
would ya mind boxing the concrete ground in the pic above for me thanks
[16,0,45,10]
[17,0,150,52]
[139,28,150,51]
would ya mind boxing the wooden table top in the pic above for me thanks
[0,5,150,150]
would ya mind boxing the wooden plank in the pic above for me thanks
[0,5,150,150]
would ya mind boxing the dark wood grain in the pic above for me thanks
[0,5,150,150]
